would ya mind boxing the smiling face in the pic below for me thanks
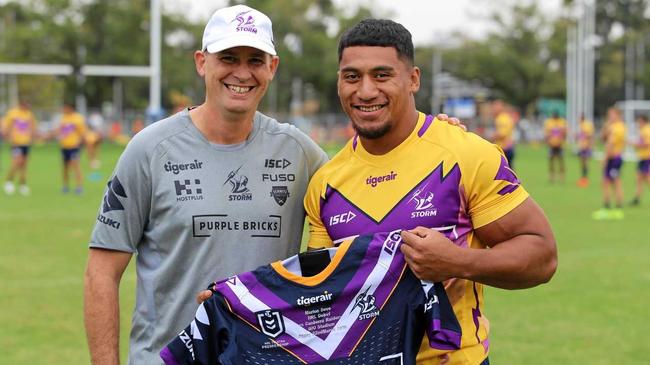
[337,46,420,140]
[195,46,278,118]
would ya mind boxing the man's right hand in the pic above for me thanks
[196,289,213,304]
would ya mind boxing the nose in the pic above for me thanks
[232,62,252,82]
[356,75,379,101]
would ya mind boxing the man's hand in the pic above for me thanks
[196,289,212,304]
[436,113,467,131]
[400,227,466,282]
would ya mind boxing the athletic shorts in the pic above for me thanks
[578,149,592,158]
[549,146,563,157]
[62,147,81,162]
[504,148,515,165]
[638,159,650,176]
[480,358,490,365]
[11,145,30,157]
[604,156,623,181]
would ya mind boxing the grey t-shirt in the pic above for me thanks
[89,109,328,365]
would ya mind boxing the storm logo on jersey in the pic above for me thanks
[353,286,380,320]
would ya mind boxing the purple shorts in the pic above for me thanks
[578,149,592,158]
[638,159,650,176]
[62,147,81,162]
[604,156,623,181]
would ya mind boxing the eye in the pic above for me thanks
[219,55,237,64]
[343,73,359,81]
[249,57,265,66]
[375,72,390,79]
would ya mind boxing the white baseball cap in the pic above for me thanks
[202,4,276,56]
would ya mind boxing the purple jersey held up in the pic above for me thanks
[161,231,462,364]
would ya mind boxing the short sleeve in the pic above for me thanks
[304,169,334,249]
[461,134,529,228]
[89,135,152,253]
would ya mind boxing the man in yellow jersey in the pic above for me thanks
[1,99,37,196]
[304,19,557,365]
[576,113,595,187]
[544,111,568,183]
[631,115,650,206]
[593,107,627,220]
[492,100,516,170]
[56,103,87,194]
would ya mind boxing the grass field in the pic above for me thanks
[1,141,648,364]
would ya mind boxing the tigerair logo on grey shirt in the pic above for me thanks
[164,160,204,175]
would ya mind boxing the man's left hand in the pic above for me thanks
[400,227,466,282]
[436,114,467,131]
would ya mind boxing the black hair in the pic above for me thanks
[639,115,648,122]
[338,19,414,65]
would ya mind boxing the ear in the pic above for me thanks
[194,50,207,77]
[268,55,280,79]
[410,66,421,93]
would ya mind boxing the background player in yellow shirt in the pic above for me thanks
[1,99,37,196]
[631,115,650,206]
[56,103,87,194]
[492,100,516,170]
[305,19,557,365]
[576,113,595,187]
[593,107,627,220]
[544,111,568,183]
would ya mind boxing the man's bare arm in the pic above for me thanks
[401,197,557,289]
[84,248,132,365]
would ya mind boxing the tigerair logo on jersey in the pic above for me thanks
[408,184,438,219]
[296,291,333,307]
[224,166,252,201]
[175,179,204,202]
[353,286,380,320]
[97,176,127,230]
[164,159,204,175]
[366,171,397,187]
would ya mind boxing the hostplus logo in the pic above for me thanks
[296,291,333,307]
[175,179,204,202]
[408,183,438,219]
[233,10,257,33]
[224,166,252,201]
[164,160,203,175]
[366,171,397,187]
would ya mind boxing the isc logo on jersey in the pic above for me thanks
[329,211,356,226]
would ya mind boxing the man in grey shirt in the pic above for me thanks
[83,5,328,364]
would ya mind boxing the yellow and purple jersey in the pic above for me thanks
[636,124,650,160]
[544,117,567,148]
[606,121,627,158]
[1,107,36,146]
[58,112,87,149]
[494,112,515,150]
[305,112,529,365]
[577,119,595,150]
